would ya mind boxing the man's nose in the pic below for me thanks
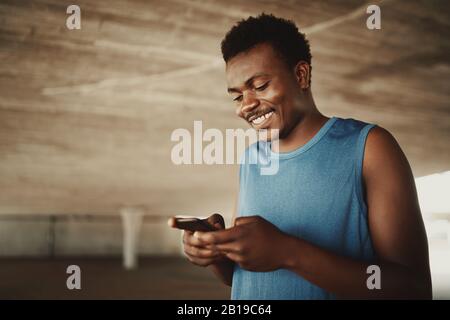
[241,92,260,114]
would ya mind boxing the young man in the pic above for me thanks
[180,14,432,299]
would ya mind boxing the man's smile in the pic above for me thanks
[248,109,275,128]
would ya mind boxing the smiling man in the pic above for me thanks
[179,14,432,299]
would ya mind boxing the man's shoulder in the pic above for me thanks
[365,126,400,160]
[363,126,409,181]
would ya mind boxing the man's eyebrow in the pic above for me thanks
[227,73,270,93]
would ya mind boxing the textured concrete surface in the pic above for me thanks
[0,0,449,218]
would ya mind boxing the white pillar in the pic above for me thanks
[120,206,144,270]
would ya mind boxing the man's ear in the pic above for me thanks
[294,61,311,89]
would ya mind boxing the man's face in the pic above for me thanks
[226,43,304,139]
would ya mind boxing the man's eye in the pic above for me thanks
[255,82,269,91]
[233,95,243,102]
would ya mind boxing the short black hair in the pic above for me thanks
[221,13,312,78]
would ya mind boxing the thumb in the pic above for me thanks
[206,213,225,230]
[234,215,259,226]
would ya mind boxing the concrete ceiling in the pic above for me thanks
[0,0,449,216]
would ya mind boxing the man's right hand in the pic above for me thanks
[182,213,226,267]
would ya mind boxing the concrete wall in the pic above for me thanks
[0,214,182,256]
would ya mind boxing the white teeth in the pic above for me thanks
[252,111,273,125]
[253,116,264,125]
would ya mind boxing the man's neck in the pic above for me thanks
[276,112,330,153]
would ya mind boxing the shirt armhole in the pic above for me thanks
[355,124,377,213]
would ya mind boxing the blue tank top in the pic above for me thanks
[231,117,377,300]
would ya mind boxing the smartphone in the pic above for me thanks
[169,216,216,232]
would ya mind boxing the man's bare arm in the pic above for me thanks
[281,126,432,298]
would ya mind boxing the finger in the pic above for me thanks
[184,244,220,258]
[207,213,225,230]
[183,231,206,247]
[225,252,243,263]
[167,217,177,228]
[185,254,215,267]
[214,242,243,254]
[194,226,243,245]
[234,216,259,226]
[184,232,220,250]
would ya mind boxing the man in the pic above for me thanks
[178,14,432,299]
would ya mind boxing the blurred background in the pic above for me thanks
[0,0,449,299]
